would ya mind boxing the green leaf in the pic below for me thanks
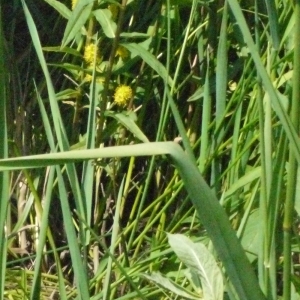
[120,32,150,38]
[93,9,117,38]
[122,43,173,86]
[143,272,200,299]
[0,142,266,300]
[240,210,260,262]
[62,0,94,47]
[42,46,81,57]
[168,233,223,300]
[0,6,9,297]
[44,0,71,19]
[105,111,149,143]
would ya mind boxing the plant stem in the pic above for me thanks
[96,0,127,146]
[283,1,300,299]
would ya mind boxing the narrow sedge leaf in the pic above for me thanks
[44,0,71,19]
[227,0,300,165]
[42,46,81,57]
[264,0,280,49]
[143,272,200,299]
[122,43,174,86]
[105,111,149,143]
[215,2,228,131]
[0,6,9,298]
[81,52,99,240]
[93,9,117,38]
[224,167,261,198]
[103,178,124,300]
[168,233,223,300]
[62,0,94,47]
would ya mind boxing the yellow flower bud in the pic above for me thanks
[116,45,129,60]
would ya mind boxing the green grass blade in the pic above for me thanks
[283,1,300,299]
[102,177,124,300]
[62,0,94,47]
[227,0,300,163]
[56,168,90,299]
[81,49,99,241]
[264,0,280,49]
[35,86,89,298]
[215,2,228,134]
[123,42,174,87]
[0,142,265,299]
[21,0,88,248]
[0,6,9,299]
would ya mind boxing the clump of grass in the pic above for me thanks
[1,0,300,299]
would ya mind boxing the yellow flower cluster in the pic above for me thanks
[114,85,133,106]
[84,74,105,84]
[84,44,99,64]
[116,45,129,59]
[71,0,77,10]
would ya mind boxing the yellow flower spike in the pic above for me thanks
[83,44,99,64]
[71,0,77,10]
[114,85,133,106]
[116,45,129,60]
[84,74,105,84]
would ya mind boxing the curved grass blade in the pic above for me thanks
[227,0,300,165]
[0,142,265,299]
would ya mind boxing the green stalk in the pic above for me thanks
[0,4,9,299]
[255,1,269,295]
[0,142,266,300]
[96,0,127,146]
[283,1,300,299]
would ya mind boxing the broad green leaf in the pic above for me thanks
[143,272,200,299]
[93,9,117,38]
[168,233,223,300]
[62,0,94,47]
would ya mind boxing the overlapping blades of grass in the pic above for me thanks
[0,142,265,300]
[227,0,300,163]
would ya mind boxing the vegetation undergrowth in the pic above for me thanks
[1,0,300,299]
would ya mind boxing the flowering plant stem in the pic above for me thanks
[96,0,128,146]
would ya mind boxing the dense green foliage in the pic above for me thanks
[1,0,300,299]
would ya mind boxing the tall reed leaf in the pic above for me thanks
[0,142,265,300]
[227,0,300,163]
[283,1,300,299]
[21,0,88,249]
[0,6,9,298]
[264,0,280,49]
